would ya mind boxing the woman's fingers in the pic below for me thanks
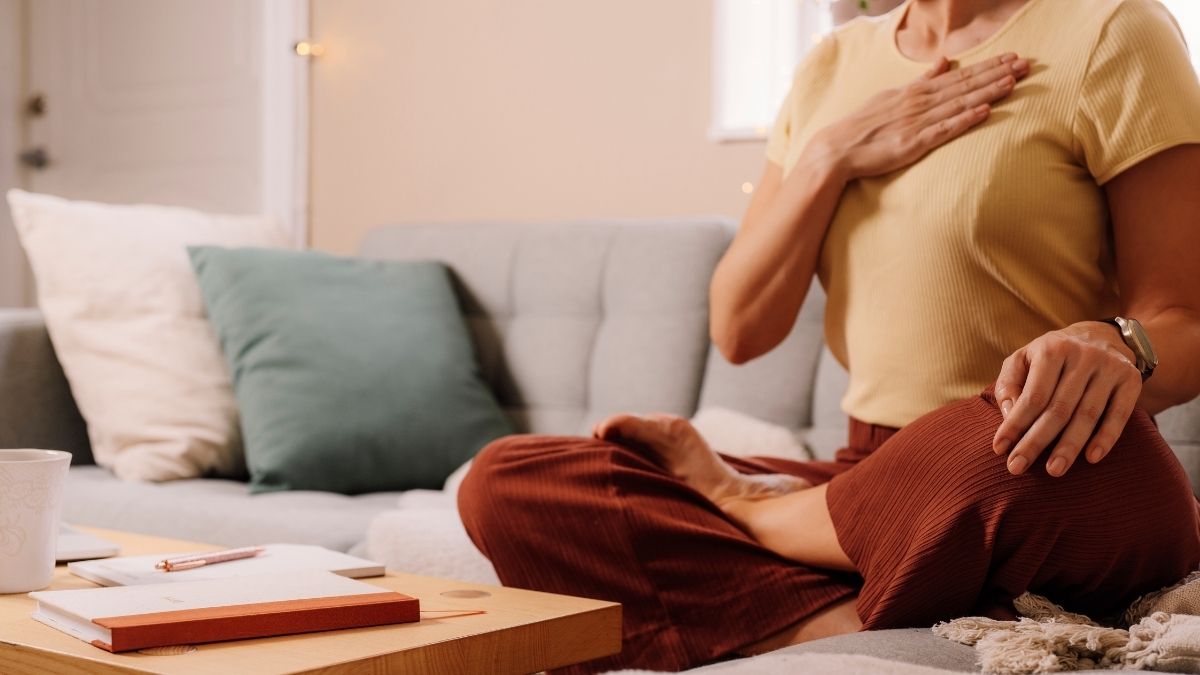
[1006,365,1089,475]
[928,57,1028,107]
[922,68,1021,128]
[1085,378,1140,463]
[993,351,1029,431]
[1044,374,1117,476]
[915,103,990,149]
[921,56,951,80]
[994,349,1065,474]
[926,52,1019,91]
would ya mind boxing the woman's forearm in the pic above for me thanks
[709,144,848,364]
[1138,308,1200,414]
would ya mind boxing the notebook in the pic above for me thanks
[56,525,121,562]
[68,544,384,586]
[30,570,419,652]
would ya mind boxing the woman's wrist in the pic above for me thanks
[801,130,854,186]
[1067,320,1137,365]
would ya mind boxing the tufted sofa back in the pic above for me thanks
[360,220,763,435]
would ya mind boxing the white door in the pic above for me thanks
[1,0,308,307]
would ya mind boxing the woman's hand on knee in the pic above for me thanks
[992,323,1143,477]
[809,53,1029,181]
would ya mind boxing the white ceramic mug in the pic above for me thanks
[0,449,71,594]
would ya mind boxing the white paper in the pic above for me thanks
[68,544,383,587]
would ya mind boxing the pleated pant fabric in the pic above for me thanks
[457,390,1200,673]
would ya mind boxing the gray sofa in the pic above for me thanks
[2,219,1198,673]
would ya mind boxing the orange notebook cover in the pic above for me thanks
[30,570,419,652]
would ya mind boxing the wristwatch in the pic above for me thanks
[1100,317,1158,381]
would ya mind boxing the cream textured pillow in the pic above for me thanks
[690,407,812,462]
[6,190,291,481]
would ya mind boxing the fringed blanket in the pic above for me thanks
[934,570,1200,673]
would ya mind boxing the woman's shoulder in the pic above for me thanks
[1040,0,1183,46]
[784,10,897,88]
[827,10,899,57]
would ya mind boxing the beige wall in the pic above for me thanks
[310,0,766,254]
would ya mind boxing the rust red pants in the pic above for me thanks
[458,390,1200,673]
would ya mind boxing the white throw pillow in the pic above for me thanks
[690,407,812,462]
[6,190,291,481]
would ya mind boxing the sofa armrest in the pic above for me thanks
[0,309,92,464]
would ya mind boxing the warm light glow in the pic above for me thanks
[294,41,325,57]
[742,182,755,194]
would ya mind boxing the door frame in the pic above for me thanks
[262,0,311,248]
[1,0,310,308]
[0,0,28,306]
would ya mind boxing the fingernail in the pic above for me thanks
[1087,446,1104,463]
[1000,400,1012,419]
[1001,53,1018,62]
[1008,454,1027,474]
[1048,456,1066,476]
[1012,59,1029,73]
[995,437,1011,455]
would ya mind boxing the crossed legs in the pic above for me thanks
[459,392,1200,672]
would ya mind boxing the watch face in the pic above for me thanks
[1126,318,1159,368]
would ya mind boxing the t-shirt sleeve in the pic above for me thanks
[765,35,839,168]
[765,85,795,167]
[1074,0,1200,184]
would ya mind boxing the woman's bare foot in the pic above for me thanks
[592,413,811,510]
[595,413,856,572]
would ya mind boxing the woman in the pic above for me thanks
[459,0,1200,671]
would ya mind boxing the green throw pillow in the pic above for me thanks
[188,246,513,494]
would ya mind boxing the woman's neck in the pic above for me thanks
[897,0,1030,62]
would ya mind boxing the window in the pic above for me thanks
[712,1,1200,143]
[710,0,828,141]
[1162,0,1200,73]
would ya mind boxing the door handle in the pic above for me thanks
[18,147,50,170]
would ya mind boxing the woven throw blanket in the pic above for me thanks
[608,651,966,675]
[934,570,1200,673]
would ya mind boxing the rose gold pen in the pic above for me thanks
[155,546,266,572]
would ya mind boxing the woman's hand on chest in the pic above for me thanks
[810,53,1029,181]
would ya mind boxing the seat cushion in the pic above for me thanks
[62,466,403,552]
[739,629,977,672]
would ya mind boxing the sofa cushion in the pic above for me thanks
[697,283,827,430]
[189,247,513,494]
[62,466,402,552]
[738,629,976,672]
[360,220,728,435]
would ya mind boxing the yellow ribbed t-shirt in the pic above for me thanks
[766,0,1200,428]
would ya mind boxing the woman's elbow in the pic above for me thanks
[711,316,767,365]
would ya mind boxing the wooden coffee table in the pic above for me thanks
[0,527,621,674]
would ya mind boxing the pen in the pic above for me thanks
[155,546,266,572]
